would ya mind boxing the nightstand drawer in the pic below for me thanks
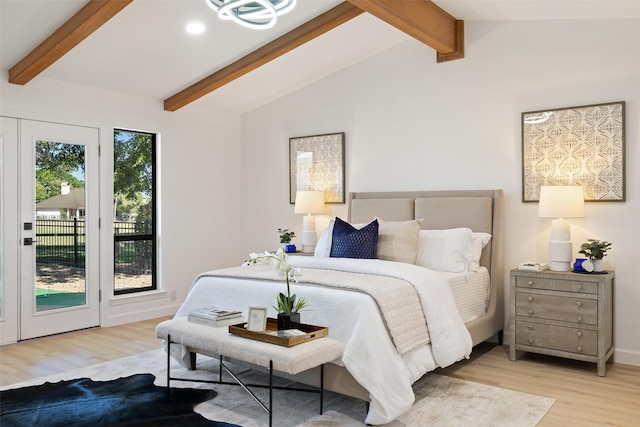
[516,320,597,356]
[516,292,597,324]
[516,276,597,294]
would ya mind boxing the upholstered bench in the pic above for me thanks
[155,317,343,427]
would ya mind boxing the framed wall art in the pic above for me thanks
[289,132,345,204]
[521,101,625,202]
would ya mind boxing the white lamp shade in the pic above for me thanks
[294,191,325,214]
[538,186,585,218]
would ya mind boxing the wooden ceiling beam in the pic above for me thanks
[346,0,463,62]
[9,0,133,85]
[163,2,363,112]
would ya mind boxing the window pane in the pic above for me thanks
[35,141,87,311]
[113,130,155,294]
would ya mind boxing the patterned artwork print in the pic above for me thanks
[522,102,625,201]
[290,133,345,204]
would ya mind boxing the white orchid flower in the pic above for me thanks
[243,249,308,315]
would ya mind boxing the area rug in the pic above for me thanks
[0,373,237,427]
[1,349,555,426]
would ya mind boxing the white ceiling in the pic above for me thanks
[2,0,639,115]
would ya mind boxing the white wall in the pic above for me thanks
[240,19,640,366]
[1,73,243,328]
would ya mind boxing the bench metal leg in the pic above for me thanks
[269,360,273,427]
[166,334,172,401]
[218,357,269,414]
[164,337,326,427]
[189,351,197,369]
[320,364,324,414]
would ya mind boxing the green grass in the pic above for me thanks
[36,287,85,308]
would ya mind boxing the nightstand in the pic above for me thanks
[509,268,614,376]
[287,251,314,256]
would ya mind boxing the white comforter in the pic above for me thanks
[175,256,472,425]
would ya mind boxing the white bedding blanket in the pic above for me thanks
[175,257,472,424]
[202,264,430,355]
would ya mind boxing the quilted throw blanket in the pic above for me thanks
[286,257,472,367]
[202,264,430,355]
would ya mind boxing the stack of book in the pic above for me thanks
[518,262,550,272]
[187,307,243,327]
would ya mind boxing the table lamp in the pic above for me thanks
[294,191,325,253]
[538,186,585,271]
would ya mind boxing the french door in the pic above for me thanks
[1,118,100,341]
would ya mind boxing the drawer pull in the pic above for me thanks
[528,295,534,301]
[577,301,582,307]
[528,324,533,330]
[528,310,534,315]
[528,338,534,344]
[577,346,583,352]
[577,331,583,337]
[577,284,583,291]
[577,315,583,322]
[528,280,534,286]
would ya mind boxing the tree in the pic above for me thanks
[34,141,85,203]
[36,141,85,173]
[113,130,153,220]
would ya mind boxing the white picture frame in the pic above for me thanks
[247,307,267,332]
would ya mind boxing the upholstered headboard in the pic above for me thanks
[347,189,505,345]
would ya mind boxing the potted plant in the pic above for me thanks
[278,228,296,253]
[578,239,612,272]
[245,249,308,329]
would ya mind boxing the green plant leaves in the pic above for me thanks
[273,291,307,315]
[578,239,612,260]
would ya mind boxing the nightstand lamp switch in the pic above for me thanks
[538,186,585,271]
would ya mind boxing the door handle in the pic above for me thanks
[23,238,39,246]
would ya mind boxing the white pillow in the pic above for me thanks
[415,228,474,273]
[376,218,423,264]
[314,220,334,257]
[468,232,492,272]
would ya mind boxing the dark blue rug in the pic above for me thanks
[0,373,239,427]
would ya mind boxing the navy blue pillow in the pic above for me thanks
[330,217,379,259]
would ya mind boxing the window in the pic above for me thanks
[113,129,156,294]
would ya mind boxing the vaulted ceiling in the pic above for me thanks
[2,0,638,114]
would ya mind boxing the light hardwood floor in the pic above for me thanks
[1,318,639,426]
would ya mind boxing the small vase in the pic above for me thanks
[285,244,296,253]
[277,312,300,330]
[593,259,604,272]
[573,258,587,272]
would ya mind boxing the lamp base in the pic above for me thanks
[300,215,317,253]
[549,261,571,272]
[548,241,572,272]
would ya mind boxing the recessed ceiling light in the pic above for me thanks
[186,21,205,34]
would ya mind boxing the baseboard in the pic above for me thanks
[614,348,640,367]
[102,304,179,328]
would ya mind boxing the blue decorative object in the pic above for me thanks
[285,244,296,253]
[573,258,587,272]
[330,217,379,259]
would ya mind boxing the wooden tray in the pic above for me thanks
[228,318,328,347]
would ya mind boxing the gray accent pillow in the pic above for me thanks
[376,218,423,264]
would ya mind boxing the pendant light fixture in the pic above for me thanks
[205,0,296,30]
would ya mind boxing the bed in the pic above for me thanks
[171,189,504,425]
